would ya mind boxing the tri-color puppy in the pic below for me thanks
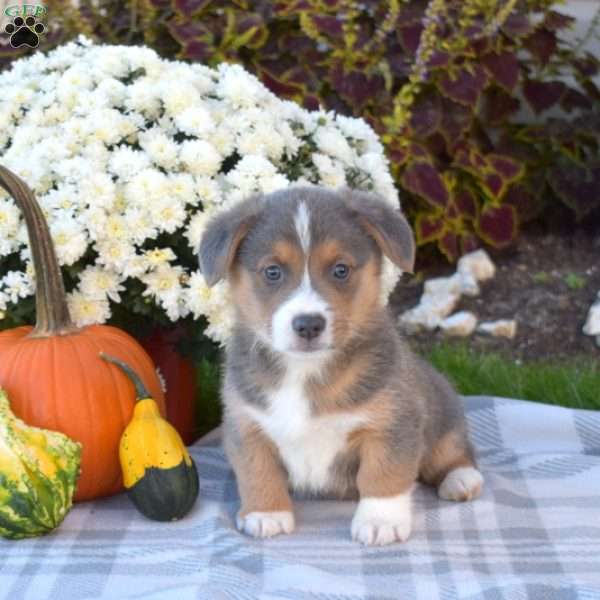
[199,187,483,546]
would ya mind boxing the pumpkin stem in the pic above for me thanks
[100,353,152,401]
[0,166,78,338]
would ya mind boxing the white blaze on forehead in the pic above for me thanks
[271,270,332,353]
[294,202,311,253]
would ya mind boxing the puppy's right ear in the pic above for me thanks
[198,196,264,287]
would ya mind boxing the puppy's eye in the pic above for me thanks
[333,263,350,280]
[264,264,282,282]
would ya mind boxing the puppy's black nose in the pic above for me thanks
[292,314,326,340]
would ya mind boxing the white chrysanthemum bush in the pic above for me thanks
[0,38,401,345]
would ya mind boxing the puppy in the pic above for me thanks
[199,187,482,546]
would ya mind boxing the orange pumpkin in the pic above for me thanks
[0,166,166,502]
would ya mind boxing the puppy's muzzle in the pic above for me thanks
[292,313,326,341]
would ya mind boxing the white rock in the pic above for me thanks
[423,275,461,297]
[583,301,600,336]
[439,311,478,337]
[398,306,441,333]
[455,271,480,297]
[477,319,517,339]
[398,292,460,333]
[419,292,460,320]
[457,249,495,282]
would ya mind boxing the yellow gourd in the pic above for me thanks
[100,354,199,521]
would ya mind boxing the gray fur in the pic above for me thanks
[226,325,285,409]
[198,195,265,286]
[308,314,397,412]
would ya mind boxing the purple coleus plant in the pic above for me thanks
[40,0,600,262]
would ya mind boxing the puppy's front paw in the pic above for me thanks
[351,492,412,546]
[236,510,295,539]
[438,466,483,502]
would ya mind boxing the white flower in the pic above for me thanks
[139,129,179,169]
[125,79,161,117]
[84,108,135,145]
[161,82,201,117]
[335,114,377,142]
[238,124,285,160]
[259,173,290,194]
[314,126,355,164]
[208,126,236,156]
[123,207,157,244]
[312,153,347,187]
[0,38,398,342]
[186,272,234,344]
[143,247,177,269]
[180,140,222,176]
[194,176,222,207]
[169,173,196,205]
[96,239,137,271]
[142,264,182,295]
[68,291,111,326]
[205,307,235,344]
[0,199,19,237]
[108,147,151,181]
[175,106,215,136]
[1,270,34,304]
[142,265,185,320]
[149,196,187,234]
[216,64,268,108]
[79,172,116,209]
[355,152,398,205]
[79,266,125,302]
[49,214,88,266]
[96,77,126,107]
[125,168,169,206]
[103,214,128,240]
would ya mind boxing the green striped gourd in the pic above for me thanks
[0,388,81,540]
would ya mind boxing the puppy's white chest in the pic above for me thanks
[245,367,365,492]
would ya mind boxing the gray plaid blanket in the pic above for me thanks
[1,396,599,600]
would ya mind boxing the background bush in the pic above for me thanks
[5,0,600,263]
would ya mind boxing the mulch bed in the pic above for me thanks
[389,226,600,361]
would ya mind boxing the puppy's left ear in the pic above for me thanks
[198,195,264,286]
[347,190,415,273]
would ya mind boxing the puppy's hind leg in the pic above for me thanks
[420,430,483,502]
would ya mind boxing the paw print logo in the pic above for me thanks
[4,16,46,49]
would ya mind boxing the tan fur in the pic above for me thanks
[231,239,305,334]
[343,258,382,333]
[420,430,475,487]
[306,351,371,412]
[356,436,418,498]
[229,268,266,327]
[311,250,381,348]
[224,414,292,517]
[266,240,305,272]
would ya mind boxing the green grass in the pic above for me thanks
[193,344,600,436]
[532,271,551,284]
[564,272,587,291]
[195,359,222,437]
[427,343,600,411]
